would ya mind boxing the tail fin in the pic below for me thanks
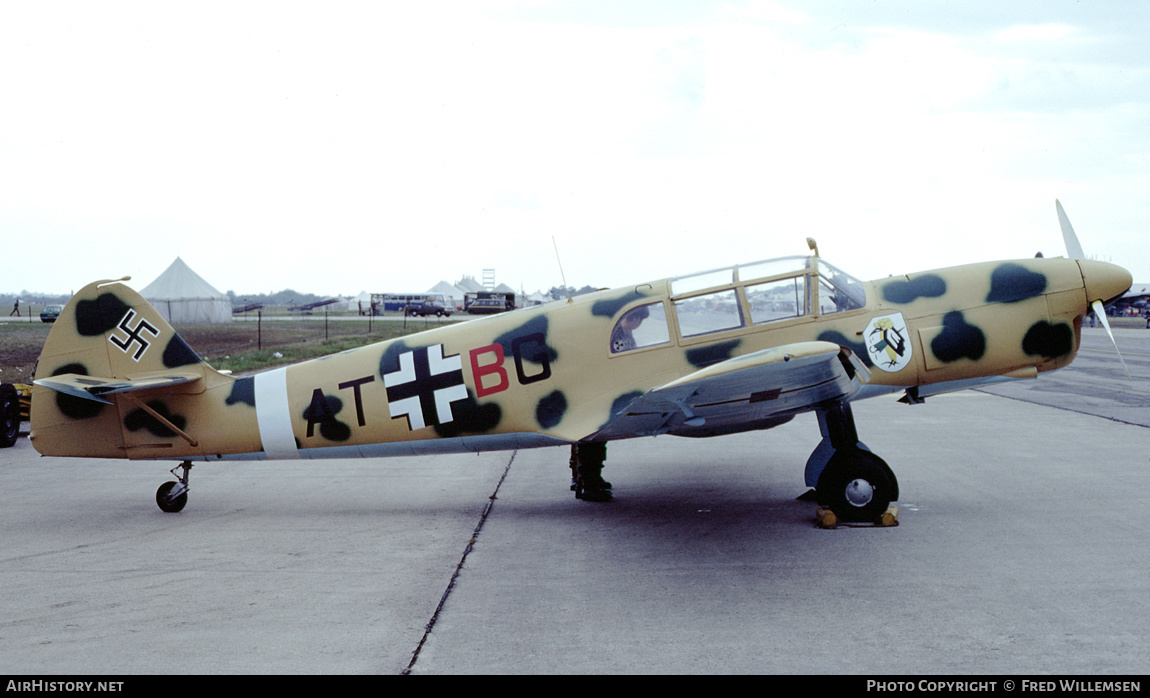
[31,278,226,458]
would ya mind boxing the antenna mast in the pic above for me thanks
[552,237,572,302]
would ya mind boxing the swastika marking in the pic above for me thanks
[109,309,160,361]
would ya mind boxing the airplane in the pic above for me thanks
[1107,284,1150,319]
[29,202,1132,522]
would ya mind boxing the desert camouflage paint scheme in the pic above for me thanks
[30,224,1131,520]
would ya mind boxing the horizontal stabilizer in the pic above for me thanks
[34,371,203,404]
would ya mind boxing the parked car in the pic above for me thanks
[466,298,506,314]
[404,301,452,317]
[40,304,63,323]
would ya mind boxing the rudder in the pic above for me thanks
[31,278,216,458]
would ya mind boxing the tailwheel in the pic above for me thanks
[156,461,192,513]
[816,449,897,524]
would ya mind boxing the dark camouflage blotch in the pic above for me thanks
[51,363,105,419]
[494,314,557,363]
[162,335,202,368]
[930,311,986,362]
[75,293,131,337]
[535,390,568,429]
[986,263,1047,304]
[1022,321,1074,359]
[124,400,187,438]
[226,377,256,407]
[882,274,947,304]
[303,391,351,442]
[685,340,741,368]
[591,290,649,318]
[433,391,502,437]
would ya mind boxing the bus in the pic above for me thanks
[370,292,449,314]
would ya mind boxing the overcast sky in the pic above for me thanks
[2,0,1147,298]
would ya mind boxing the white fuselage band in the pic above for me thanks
[254,367,300,460]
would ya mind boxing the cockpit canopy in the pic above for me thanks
[610,255,866,354]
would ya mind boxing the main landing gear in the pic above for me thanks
[805,401,899,525]
[156,461,192,513]
[570,442,612,502]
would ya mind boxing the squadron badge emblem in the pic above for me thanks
[864,312,912,372]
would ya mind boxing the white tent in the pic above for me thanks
[427,280,464,309]
[345,291,373,313]
[140,257,232,324]
[455,275,485,293]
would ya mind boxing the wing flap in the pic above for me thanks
[590,341,868,440]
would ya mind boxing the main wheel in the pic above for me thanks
[817,449,895,523]
[156,481,188,513]
[0,384,19,448]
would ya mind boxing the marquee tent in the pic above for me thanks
[427,280,464,309]
[140,257,232,324]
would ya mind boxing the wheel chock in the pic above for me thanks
[814,505,899,528]
[815,506,838,528]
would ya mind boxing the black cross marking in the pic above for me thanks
[384,345,467,431]
[109,309,160,361]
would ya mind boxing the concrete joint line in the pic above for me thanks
[402,450,518,674]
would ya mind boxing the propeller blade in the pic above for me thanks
[1091,299,1132,381]
[1058,201,1131,380]
[1056,200,1085,259]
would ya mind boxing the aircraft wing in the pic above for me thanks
[1121,285,1150,304]
[589,341,870,440]
[34,371,204,404]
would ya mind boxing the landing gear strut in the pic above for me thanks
[156,461,192,513]
[571,442,612,502]
[806,401,899,524]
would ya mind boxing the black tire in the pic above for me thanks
[817,449,895,523]
[156,481,188,513]
[0,384,19,448]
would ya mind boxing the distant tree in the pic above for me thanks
[547,286,575,300]
[225,289,327,306]
[546,285,600,301]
